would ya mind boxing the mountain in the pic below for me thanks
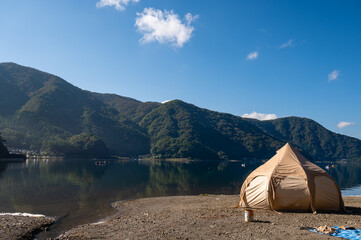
[91,92,161,122]
[0,63,149,157]
[139,100,285,160]
[245,117,361,161]
[0,62,360,161]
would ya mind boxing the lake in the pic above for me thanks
[0,158,361,239]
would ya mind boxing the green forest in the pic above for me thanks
[0,62,360,161]
[0,135,9,158]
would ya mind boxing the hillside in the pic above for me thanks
[91,93,161,122]
[246,117,361,161]
[0,63,149,157]
[139,100,284,160]
[0,62,360,161]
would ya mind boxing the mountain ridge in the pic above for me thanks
[0,62,360,161]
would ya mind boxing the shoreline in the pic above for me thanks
[3,195,361,239]
[0,213,56,240]
[58,195,361,239]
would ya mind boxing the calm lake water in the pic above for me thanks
[0,158,361,239]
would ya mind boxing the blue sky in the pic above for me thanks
[0,0,360,139]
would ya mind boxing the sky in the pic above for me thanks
[0,0,360,139]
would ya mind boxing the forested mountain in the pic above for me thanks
[246,117,361,161]
[0,63,148,157]
[139,100,284,159]
[0,62,360,161]
[91,92,160,122]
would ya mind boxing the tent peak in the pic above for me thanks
[276,142,293,153]
[284,142,292,148]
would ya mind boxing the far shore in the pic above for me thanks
[0,154,26,163]
[4,153,359,164]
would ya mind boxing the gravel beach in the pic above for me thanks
[0,214,55,240]
[56,195,361,240]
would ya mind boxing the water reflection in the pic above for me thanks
[0,159,360,239]
[321,162,361,189]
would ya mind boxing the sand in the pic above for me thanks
[55,195,361,240]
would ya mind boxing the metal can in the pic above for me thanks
[245,209,254,222]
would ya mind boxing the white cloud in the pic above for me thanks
[328,70,340,81]
[246,51,258,60]
[135,8,198,48]
[96,0,139,11]
[337,121,355,129]
[161,100,172,104]
[242,112,277,121]
[279,39,294,48]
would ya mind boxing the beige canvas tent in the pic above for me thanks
[239,143,345,212]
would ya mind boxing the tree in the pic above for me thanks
[0,134,9,157]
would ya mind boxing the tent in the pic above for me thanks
[239,143,345,212]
